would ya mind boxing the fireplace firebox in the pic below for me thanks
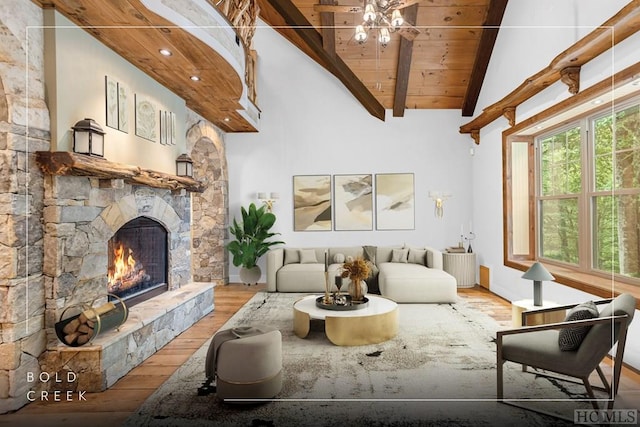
[107,216,168,306]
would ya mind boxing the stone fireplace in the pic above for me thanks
[38,164,213,391]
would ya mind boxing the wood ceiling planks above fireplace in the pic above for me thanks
[33,0,256,132]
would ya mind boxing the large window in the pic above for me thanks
[534,99,640,281]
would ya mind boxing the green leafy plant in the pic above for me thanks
[227,203,284,269]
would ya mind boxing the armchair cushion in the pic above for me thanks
[558,301,599,351]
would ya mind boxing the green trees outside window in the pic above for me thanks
[537,99,640,280]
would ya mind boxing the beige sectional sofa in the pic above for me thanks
[266,245,457,303]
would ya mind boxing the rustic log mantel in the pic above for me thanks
[36,151,206,193]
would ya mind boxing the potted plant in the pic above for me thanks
[227,203,284,285]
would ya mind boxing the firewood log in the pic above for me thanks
[78,324,93,334]
[63,318,81,335]
[64,332,81,345]
[76,334,91,346]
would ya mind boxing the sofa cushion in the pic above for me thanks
[299,249,318,264]
[376,246,402,264]
[378,262,457,303]
[284,248,300,265]
[329,247,364,263]
[333,253,345,264]
[558,301,599,351]
[276,263,342,293]
[391,248,409,263]
[408,248,427,266]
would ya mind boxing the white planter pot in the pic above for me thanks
[239,266,261,285]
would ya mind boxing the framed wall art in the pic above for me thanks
[333,174,373,231]
[105,76,118,129]
[135,94,157,142]
[293,175,332,231]
[375,173,415,230]
[117,82,128,133]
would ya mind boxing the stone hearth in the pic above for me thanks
[39,173,213,391]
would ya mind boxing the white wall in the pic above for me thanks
[44,11,187,173]
[226,23,476,282]
[472,0,640,369]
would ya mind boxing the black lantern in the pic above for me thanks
[176,153,193,177]
[72,118,105,157]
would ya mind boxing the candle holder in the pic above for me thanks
[465,231,476,253]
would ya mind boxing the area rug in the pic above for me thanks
[125,292,596,426]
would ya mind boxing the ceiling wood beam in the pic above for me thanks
[393,4,418,117]
[319,0,336,56]
[460,1,640,143]
[263,0,386,121]
[461,0,508,117]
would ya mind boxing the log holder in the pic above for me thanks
[55,293,128,347]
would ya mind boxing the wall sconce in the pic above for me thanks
[72,118,105,157]
[521,262,555,306]
[428,191,452,219]
[175,154,194,177]
[257,192,279,212]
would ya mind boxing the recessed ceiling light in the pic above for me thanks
[591,99,603,105]
[224,117,230,122]
[190,75,200,81]
[159,49,172,56]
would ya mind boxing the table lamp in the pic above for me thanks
[521,262,554,306]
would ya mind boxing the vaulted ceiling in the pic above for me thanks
[32,0,508,131]
[258,0,507,119]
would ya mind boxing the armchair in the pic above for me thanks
[496,293,635,413]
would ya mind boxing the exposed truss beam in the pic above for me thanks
[263,0,386,121]
[461,0,508,117]
[319,0,336,56]
[460,0,640,143]
[393,3,418,117]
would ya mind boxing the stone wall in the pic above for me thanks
[187,119,229,284]
[0,1,50,414]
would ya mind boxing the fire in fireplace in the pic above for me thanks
[107,216,168,306]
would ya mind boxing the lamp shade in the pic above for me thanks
[522,262,554,281]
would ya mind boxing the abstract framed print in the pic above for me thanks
[293,175,332,231]
[333,174,373,231]
[375,173,415,230]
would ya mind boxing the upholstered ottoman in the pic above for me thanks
[378,262,457,303]
[204,326,282,401]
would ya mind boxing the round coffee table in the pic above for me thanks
[293,294,398,346]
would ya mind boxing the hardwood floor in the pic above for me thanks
[1,285,638,426]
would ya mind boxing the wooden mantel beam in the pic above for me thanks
[460,1,640,143]
[263,0,386,121]
[393,4,418,117]
[36,151,206,193]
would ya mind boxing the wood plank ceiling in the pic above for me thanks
[33,0,507,131]
[258,0,508,118]
[32,0,254,133]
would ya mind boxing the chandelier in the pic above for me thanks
[355,0,405,46]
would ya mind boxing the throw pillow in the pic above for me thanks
[333,253,345,264]
[408,248,427,266]
[391,248,409,263]
[284,248,300,265]
[299,249,318,264]
[345,255,354,263]
[558,301,599,351]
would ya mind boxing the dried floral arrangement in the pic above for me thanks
[340,257,371,282]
